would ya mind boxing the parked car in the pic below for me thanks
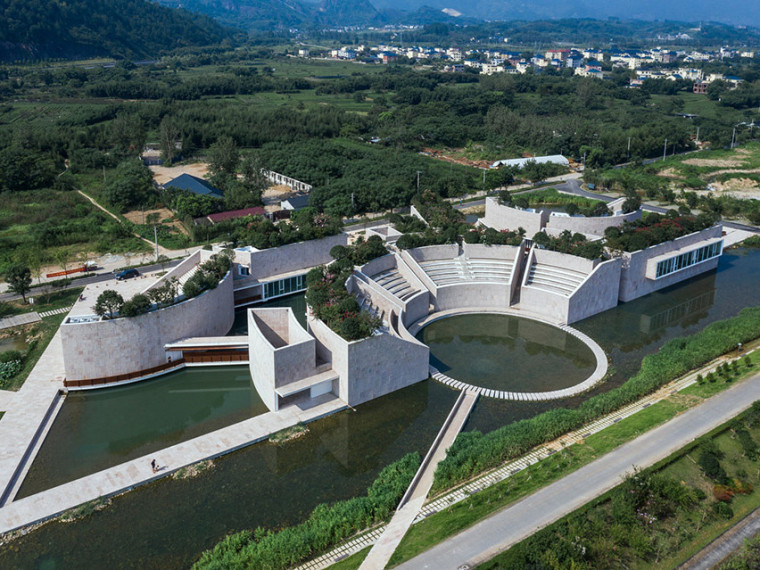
[115,269,139,281]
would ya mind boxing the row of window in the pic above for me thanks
[263,275,307,299]
[655,241,722,279]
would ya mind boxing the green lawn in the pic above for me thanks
[480,399,760,570]
[388,351,759,567]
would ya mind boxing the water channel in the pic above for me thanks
[2,247,760,568]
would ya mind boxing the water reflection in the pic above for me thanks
[420,314,595,392]
[1,381,457,570]
[18,366,267,498]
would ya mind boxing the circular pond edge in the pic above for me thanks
[409,308,608,401]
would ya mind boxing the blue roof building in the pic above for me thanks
[164,174,223,199]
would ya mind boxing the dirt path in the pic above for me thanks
[76,190,171,255]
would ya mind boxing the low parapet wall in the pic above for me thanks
[61,272,234,382]
[462,242,519,261]
[545,209,641,237]
[407,243,460,262]
[482,197,547,237]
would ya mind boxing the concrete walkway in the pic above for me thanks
[0,312,41,331]
[681,506,760,569]
[0,331,66,506]
[397,372,760,570]
[359,390,479,570]
[0,395,346,534]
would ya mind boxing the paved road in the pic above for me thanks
[397,373,760,570]
[0,259,182,303]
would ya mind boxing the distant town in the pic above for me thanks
[308,43,754,89]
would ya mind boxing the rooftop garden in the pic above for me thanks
[604,212,718,253]
[396,190,524,249]
[191,208,343,249]
[93,251,233,320]
[305,235,388,341]
[501,188,614,217]
[532,230,605,260]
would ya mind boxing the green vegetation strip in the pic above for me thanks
[479,399,760,570]
[433,306,760,493]
[0,313,67,392]
[193,453,419,570]
[388,361,755,568]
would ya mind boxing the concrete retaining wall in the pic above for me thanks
[234,233,347,281]
[308,317,429,407]
[434,282,510,313]
[61,272,234,381]
[545,209,641,237]
[482,197,547,237]
[567,258,622,323]
[619,226,723,302]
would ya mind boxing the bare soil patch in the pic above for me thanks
[659,167,684,179]
[682,158,744,168]
[149,162,210,185]
[123,207,189,236]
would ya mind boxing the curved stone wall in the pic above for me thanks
[413,309,608,401]
[61,272,235,382]
[545,209,641,236]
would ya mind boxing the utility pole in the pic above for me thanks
[154,226,159,262]
[416,170,422,192]
[627,136,631,161]
[663,138,668,162]
[731,127,736,149]
[696,126,700,144]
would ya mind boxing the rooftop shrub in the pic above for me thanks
[306,236,386,341]
[604,212,717,253]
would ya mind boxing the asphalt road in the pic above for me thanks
[397,373,760,570]
[0,259,182,303]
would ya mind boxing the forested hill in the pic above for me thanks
[0,0,241,62]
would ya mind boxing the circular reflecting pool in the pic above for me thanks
[418,313,597,392]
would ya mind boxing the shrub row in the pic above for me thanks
[305,236,386,341]
[181,251,233,299]
[433,305,760,492]
[193,452,420,570]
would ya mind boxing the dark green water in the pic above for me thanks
[1,380,458,570]
[467,248,760,433]
[16,366,267,498]
[3,249,760,569]
[17,294,308,499]
[420,314,596,392]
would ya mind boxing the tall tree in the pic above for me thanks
[159,116,181,164]
[94,290,124,319]
[4,264,32,303]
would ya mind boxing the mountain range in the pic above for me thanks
[0,0,239,61]
[157,0,760,30]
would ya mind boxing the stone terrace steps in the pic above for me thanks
[371,268,419,301]
[418,258,514,286]
[525,263,588,297]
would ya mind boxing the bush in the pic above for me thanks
[432,306,760,491]
[120,293,152,317]
[194,453,420,570]
[182,251,233,299]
